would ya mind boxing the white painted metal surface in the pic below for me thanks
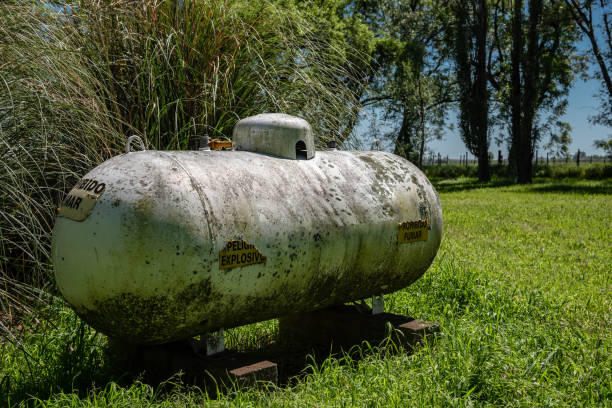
[52,126,442,345]
[233,113,315,160]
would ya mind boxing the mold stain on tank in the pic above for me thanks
[134,195,155,216]
[357,154,395,185]
[382,202,393,216]
[410,174,431,221]
[78,278,216,345]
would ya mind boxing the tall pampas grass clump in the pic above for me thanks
[0,0,365,321]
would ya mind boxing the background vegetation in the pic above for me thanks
[0,0,610,406]
[306,0,611,182]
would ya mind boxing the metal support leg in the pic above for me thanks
[372,295,384,315]
[206,329,225,356]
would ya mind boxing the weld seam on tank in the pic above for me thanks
[158,151,216,241]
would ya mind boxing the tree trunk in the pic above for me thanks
[394,107,413,160]
[517,0,543,184]
[588,30,612,101]
[510,0,523,180]
[477,151,490,181]
[417,74,426,168]
[454,0,490,180]
[475,0,490,181]
[566,0,612,100]
[564,0,612,127]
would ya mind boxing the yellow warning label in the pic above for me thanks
[219,240,266,270]
[58,178,106,221]
[398,218,429,244]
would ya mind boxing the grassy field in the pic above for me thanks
[1,177,610,407]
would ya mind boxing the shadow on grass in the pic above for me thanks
[432,177,612,195]
[103,309,432,395]
[432,178,515,193]
[524,180,612,195]
[1,313,430,405]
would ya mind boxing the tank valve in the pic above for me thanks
[209,139,233,150]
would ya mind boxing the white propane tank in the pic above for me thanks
[52,113,443,345]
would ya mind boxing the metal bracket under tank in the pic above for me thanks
[190,329,225,356]
[372,295,384,315]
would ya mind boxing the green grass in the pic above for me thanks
[1,178,610,407]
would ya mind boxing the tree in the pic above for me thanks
[543,121,573,158]
[359,0,453,167]
[563,0,612,127]
[454,0,491,181]
[594,135,612,156]
[505,0,580,183]
[294,1,455,166]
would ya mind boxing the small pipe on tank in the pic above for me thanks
[125,135,146,153]
[199,134,211,151]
